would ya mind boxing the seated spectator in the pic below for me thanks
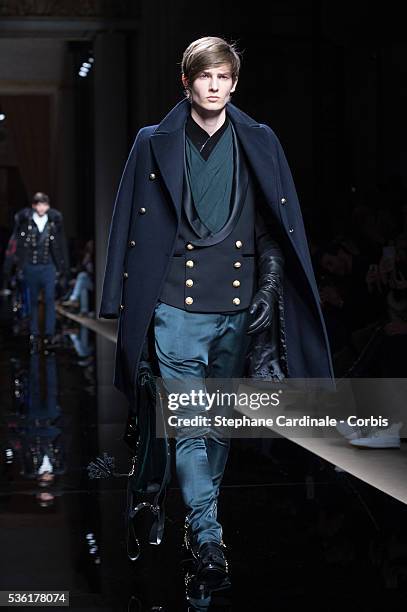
[61,239,94,316]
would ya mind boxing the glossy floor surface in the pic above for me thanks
[1,304,407,611]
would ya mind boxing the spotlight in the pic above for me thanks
[0,113,5,121]
[77,52,94,79]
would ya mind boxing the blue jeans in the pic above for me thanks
[23,263,56,335]
[70,271,93,313]
[154,301,251,548]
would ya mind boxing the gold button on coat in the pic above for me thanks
[149,172,156,180]
[235,240,242,248]
[186,279,193,287]
[139,207,146,214]
[233,298,241,305]
[233,280,240,287]
[186,243,194,250]
[234,261,241,268]
[185,297,194,305]
[129,240,136,247]
[186,260,194,268]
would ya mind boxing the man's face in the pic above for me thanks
[32,202,50,216]
[183,63,237,112]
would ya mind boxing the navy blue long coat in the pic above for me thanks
[99,97,334,404]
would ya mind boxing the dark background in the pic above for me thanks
[0,0,406,370]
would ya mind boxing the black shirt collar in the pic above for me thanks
[186,113,230,161]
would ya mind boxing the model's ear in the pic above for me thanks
[230,77,238,93]
[181,73,189,89]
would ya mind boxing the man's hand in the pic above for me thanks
[247,251,283,336]
[247,287,278,335]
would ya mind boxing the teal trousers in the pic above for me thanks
[154,300,251,548]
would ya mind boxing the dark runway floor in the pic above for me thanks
[1,304,407,611]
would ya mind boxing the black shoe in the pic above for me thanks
[195,541,230,588]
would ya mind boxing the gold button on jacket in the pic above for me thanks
[233,298,241,305]
[233,261,241,268]
[185,296,193,305]
[149,172,156,180]
[186,260,194,268]
[235,240,243,248]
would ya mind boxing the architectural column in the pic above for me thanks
[93,31,128,316]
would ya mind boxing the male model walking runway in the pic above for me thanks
[99,37,334,584]
[4,192,70,351]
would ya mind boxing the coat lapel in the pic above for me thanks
[150,99,190,221]
[226,104,280,214]
[150,97,279,222]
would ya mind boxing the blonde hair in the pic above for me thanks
[181,36,241,98]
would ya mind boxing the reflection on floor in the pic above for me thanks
[1,304,407,610]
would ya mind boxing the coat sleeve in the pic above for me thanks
[255,208,284,263]
[264,125,335,381]
[59,226,70,276]
[266,126,316,282]
[98,129,144,319]
[2,232,17,280]
[2,210,25,279]
[53,211,70,275]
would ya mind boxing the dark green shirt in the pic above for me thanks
[185,115,233,234]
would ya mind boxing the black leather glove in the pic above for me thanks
[247,252,284,335]
[247,208,284,336]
